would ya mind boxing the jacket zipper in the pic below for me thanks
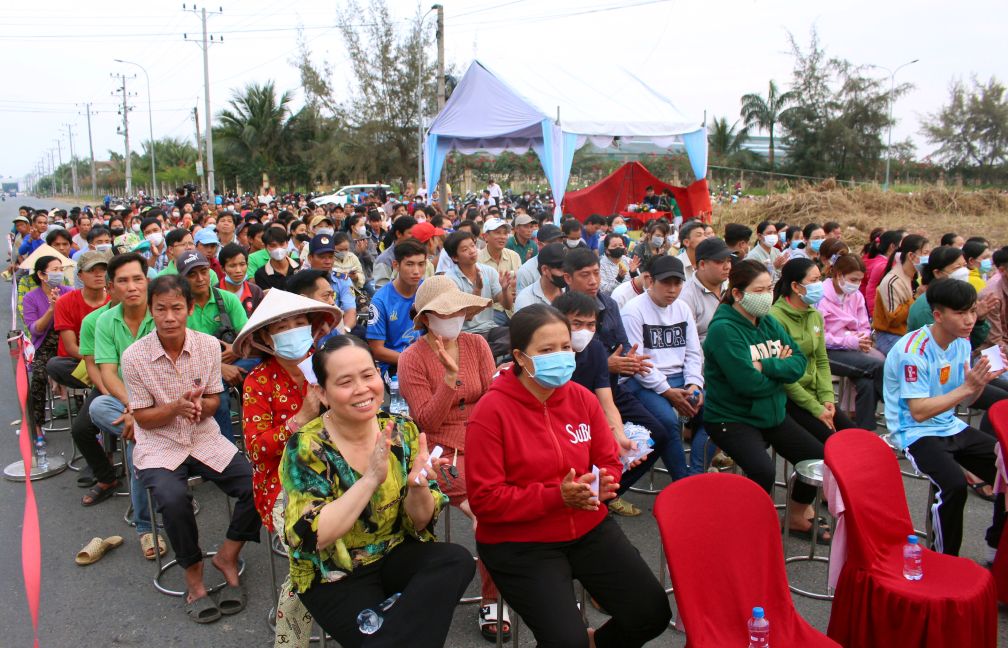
[542,403,578,537]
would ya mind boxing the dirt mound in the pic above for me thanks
[716,186,1008,247]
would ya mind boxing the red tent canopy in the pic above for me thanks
[562,161,711,224]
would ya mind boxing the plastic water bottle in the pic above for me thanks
[687,389,701,407]
[747,607,769,647]
[389,378,408,416]
[357,592,402,635]
[903,535,923,580]
[34,435,48,471]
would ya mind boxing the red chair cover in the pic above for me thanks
[824,429,997,648]
[986,400,1008,603]
[654,473,839,647]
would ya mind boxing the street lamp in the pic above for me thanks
[872,58,919,191]
[416,5,441,193]
[115,58,157,197]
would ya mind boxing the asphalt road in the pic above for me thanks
[0,195,1005,647]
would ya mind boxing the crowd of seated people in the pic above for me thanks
[11,190,1008,646]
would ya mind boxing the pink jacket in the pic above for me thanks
[817,278,872,350]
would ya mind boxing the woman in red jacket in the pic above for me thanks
[466,304,672,648]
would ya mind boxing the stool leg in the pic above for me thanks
[147,488,164,573]
[807,487,820,559]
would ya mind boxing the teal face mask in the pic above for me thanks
[981,259,993,274]
[524,351,576,389]
[271,325,314,360]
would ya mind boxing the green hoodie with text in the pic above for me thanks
[769,296,834,417]
[703,303,808,428]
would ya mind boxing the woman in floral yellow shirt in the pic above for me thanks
[281,335,475,647]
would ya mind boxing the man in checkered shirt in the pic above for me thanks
[124,274,260,621]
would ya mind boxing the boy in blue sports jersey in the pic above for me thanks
[366,239,426,379]
[884,278,1007,557]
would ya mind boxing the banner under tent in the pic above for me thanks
[424,59,709,223]
[563,161,712,224]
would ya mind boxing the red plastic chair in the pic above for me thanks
[986,399,1008,603]
[654,473,839,647]
[824,429,997,648]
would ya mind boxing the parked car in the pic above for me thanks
[312,184,391,207]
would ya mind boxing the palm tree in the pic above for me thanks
[708,117,749,158]
[740,80,796,170]
[215,82,295,188]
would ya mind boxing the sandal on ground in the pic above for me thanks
[479,603,511,643]
[140,532,168,560]
[185,595,222,624]
[75,535,124,565]
[969,481,996,502]
[787,520,832,545]
[76,467,96,488]
[607,496,641,517]
[216,584,246,615]
[80,481,119,507]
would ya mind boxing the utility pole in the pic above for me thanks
[435,4,446,209]
[82,103,98,198]
[193,106,207,196]
[112,72,135,196]
[184,4,223,200]
[54,138,64,193]
[65,124,79,195]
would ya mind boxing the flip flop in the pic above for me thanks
[969,481,996,503]
[81,481,119,507]
[787,521,833,545]
[76,535,124,565]
[216,584,246,615]
[185,595,222,624]
[140,532,168,560]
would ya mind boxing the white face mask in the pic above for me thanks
[570,328,595,353]
[145,232,164,247]
[839,277,861,295]
[426,314,465,340]
[948,266,971,282]
[763,234,779,247]
[269,247,288,261]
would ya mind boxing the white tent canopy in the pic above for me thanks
[424,59,708,220]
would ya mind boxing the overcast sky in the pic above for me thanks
[1,0,1004,182]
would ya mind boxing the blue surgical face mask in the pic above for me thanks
[800,281,824,305]
[523,350,576,389]
[809,238,824,253]
[224,274,243,286]
[790,239,802,250]
[613,224,628,235]
[271,324,314,360]
[981,259,993,274]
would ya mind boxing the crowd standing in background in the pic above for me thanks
[10,179,1008,646]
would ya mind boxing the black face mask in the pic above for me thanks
[111,227,125,236]
[607,247,626,259]
[548,272,567,290]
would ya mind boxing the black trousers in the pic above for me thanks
[785,400,851,443]
[904,427,1005,556]
[69,388,113,482]
[613,387,669,495]
[45,355,89,390]
[827,349,885,430]
[298,538,475,648]
[136,454,260,569]
[708,415,825,504]
[478,517,671,648]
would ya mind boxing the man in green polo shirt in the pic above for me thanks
[506,213,538,263]
[176,250,249,442]
[158,228,197,276]
[88,252,160,555]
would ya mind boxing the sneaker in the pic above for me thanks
[985,544,997,566]
[607,497,641,517]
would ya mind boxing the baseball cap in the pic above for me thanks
[176,251,210,276]
[411,221,445,243]
[77,250,112,272]
[483,218,509,233]
[650,255,686,282]
[537,243,566,269]
[12,215,29,224]
[309,234,335,255]
[193,228,220,247]
[309,215,334,229]
[536,223,562,243]
[695,237,734,263]
[514,214,535,226]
